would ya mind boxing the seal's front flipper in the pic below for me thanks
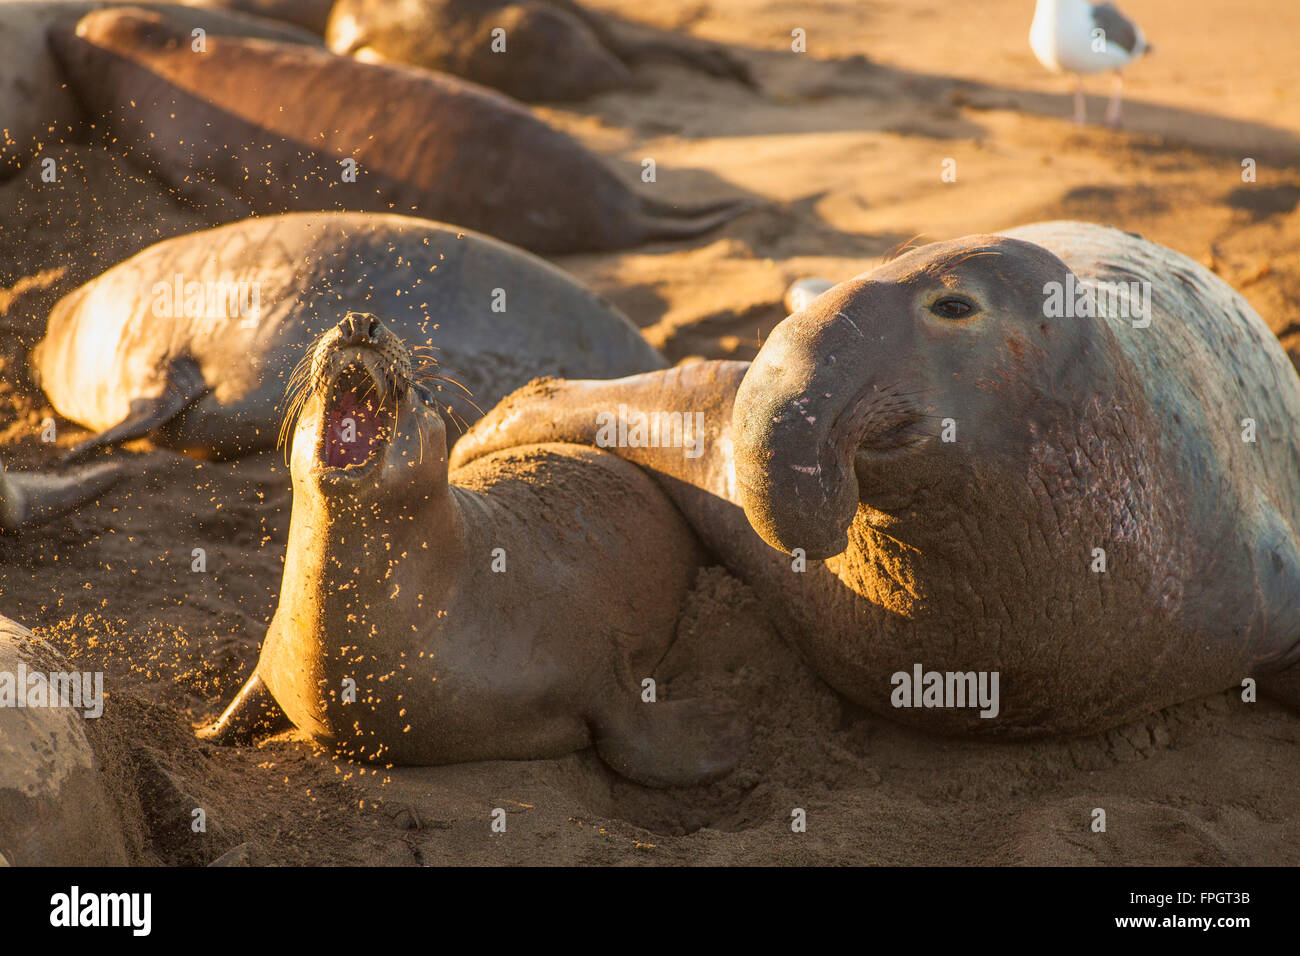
[198,672,290,746]
[593,697,749,788]
[0,459,127,531]
[61,357,207,463]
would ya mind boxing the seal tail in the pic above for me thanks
[636,195,757,242]
[0,461,127,531]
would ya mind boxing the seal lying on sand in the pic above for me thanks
[200,313,742,786]
[0,614,129,864]
[32,211,666,462]
[179,0,336,34]
[453,221,1300,735]
[49,6,748,254]
[0,457,126,531]
[0,0,319,176]
[324,0,752,102]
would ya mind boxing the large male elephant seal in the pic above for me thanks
[0,0,319,176]
[32,211,666,462]
[324,0,752,103]
[453,221,1300,735]
[201,313,742,787]
[48,6,748,254]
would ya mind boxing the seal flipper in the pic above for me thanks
[61,357,208,463]
[0,460,126,530]
[553,0,754,87]
[592,697,749,788]
[197,672,291,746]
[636,195,757,243]
[608,32,754,87]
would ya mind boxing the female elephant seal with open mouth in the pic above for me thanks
[48,6,747,255]
[33,211,666,462]
[200,313,743,786]
[453,221,1300,735]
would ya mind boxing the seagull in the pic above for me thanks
[1029,0,1151,126]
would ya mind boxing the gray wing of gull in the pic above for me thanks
[1092,2,1140,54]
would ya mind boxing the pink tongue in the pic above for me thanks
[325,389,376,468]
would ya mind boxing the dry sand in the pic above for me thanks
[1,0,1298,865]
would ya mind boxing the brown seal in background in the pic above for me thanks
[47,6,750,254]
[324,0,752,102]
[0,0,320,176]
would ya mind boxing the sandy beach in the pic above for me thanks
[1,0,1298,865]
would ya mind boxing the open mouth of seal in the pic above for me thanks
[320,359,397,472]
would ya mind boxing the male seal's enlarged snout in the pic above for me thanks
[733,280,923,560]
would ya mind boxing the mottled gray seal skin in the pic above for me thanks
[453,221,1300,735]
[325,0,752,103]
[201,313,743,787]
[0,614,129,865]
[47,6,749,254]
[32,211,667,462]
[0,457,127,530]
[0,0,320,176]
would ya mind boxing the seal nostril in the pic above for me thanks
[368,316,379,338]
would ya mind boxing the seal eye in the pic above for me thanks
[929,295,977,320]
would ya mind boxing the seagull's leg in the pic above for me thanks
[1105,71,1124,127]
[1072,75,1086,124]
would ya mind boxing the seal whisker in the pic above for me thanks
[443,404,474,435]
[426,372,475,399]
[886,234,929,262]
[953,250,1003,264]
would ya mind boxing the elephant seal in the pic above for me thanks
[200,312,742,787]
[32,211,667,462]
[48,6,748,254]
[0,1,319,177]
[177,0,336,34]
[453,221,1300,735]
[1,614,129,864]
[0,457,127,530]
[324,0,752,103]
